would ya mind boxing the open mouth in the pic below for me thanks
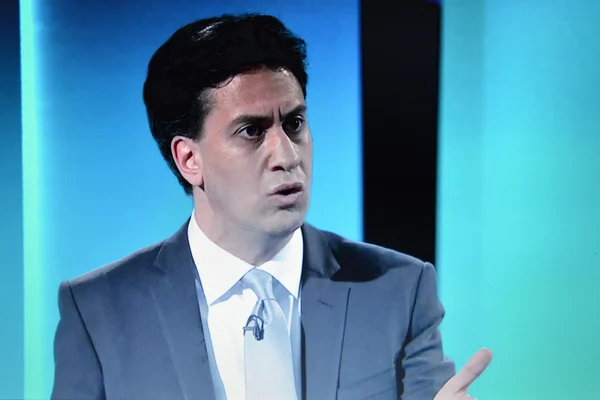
[277,187,302,196]
[271,183,303,197]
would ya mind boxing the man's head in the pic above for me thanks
[143,14,312,242]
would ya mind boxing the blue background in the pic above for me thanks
[0,1,24,397]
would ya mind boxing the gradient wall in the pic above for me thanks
[1,1,24,398]
[438,1,600,399]
[19,0,360,398]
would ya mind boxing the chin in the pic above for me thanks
[264,209,306,238]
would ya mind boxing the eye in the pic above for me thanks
[239,125,264,138]
[283,117,304,133]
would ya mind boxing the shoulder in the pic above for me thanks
[307,226,444,326]
[65,240,165,293]
[310,225,431,282]
[64,220,190,294]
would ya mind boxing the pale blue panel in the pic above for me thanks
[439,1,600,399]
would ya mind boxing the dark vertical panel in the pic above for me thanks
[0,0,24,398]
[361,0,441,263]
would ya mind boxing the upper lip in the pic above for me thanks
[270,182,304,196]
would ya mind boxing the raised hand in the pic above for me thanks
[433,348,493,400]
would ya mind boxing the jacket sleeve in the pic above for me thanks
[51,281,105,400]
[399,262,456,399]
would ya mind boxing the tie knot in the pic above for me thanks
[242,268,275,301]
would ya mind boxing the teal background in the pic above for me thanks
[437,1,600,399]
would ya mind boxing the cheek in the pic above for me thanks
[301,142,313,169]
[210,158,257,194]
[202,154,236,188]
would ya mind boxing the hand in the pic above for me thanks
[433,348,493,400]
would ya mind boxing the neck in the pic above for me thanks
[192,209,294,266]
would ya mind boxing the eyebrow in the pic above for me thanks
[229,104,307,128]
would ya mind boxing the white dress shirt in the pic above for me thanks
[187,214,303,400]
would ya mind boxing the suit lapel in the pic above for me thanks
[146,221,216,400]
[143,221,348,399]
[301,224,350,399]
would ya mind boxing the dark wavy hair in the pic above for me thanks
[142,13,309,195]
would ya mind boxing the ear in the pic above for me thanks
[171,136,204,188]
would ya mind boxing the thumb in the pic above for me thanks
[439,348,493,395]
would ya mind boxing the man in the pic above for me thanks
[51,13,491,400]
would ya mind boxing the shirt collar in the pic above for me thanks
[187,213,303,306]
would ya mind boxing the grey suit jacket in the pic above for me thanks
[51,222,455,400]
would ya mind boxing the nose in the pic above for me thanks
[265,127,301,172]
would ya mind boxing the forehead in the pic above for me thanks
[208,69,305,117]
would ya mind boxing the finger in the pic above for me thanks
[445,348,493,393]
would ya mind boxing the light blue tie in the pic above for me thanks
[242,268,298,400]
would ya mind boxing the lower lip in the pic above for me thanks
[271,190,303,207]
